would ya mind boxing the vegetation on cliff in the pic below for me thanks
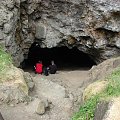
[72,68,120,120]
[0,46,12,73]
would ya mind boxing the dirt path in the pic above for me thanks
[0,69,91,120]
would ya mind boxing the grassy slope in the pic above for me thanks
[0,47,12,74]
[72,68,120,120]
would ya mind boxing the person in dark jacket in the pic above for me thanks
[48,60,57,74]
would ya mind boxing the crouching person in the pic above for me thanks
[48,60,57,74]
[34,61,43,74]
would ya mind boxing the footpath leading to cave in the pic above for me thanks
[1,68,91,120]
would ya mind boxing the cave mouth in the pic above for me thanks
[22,42,96,71]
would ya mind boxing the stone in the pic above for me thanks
[94,101,110,120]
[0,0,120,66]
[36,101,45,115]
[104,97,120,120]
[4,23,13,34]
[57,98,73,114]
[89,57,120,82]
[0,66,30,104]
[0,31,3,40]
[35,22,46,39]
[115,39,120,48]
[83,80,108,101]
[23,72,35,91]
[27,98,46,115]
[94,97,120,120]
[35,78,66,104]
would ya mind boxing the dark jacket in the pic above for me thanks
[49,64,57,74]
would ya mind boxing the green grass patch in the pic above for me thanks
[72,95,100,120]
[0,46,12,73]
[72,68,120,120]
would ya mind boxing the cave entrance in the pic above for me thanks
[22,42,96,72]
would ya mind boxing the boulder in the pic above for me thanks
[35,78,66,104]
[94,97,120,120]
[35,22,46,39]
[89,57,120,82]
[94,101,110,120]
[0,66,31,104]
[83,81,108,101]
[23,72,35,91]
[104,97,120,120]
[27,98,48,115]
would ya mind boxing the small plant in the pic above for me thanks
[72,68,120,120]
[0,46,12,73]
[72,95,100,120]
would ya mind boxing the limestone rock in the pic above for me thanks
[0,66,30,104]
[0,31,3,40]
[94,101,110,120]
[57,98,73,114]
[0,0,120,66]
[23,72,35,91]
[89,57,120,82]
[27,98,47,115]
[34,77,66,104]
[104,97,120,120]
[35,22,46,39]
[36,101,45,115]
[94,97,120,120]
[83,81,108,101]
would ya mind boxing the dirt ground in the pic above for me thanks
[0,67,91,120]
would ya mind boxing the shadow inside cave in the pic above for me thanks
[21,42,96,73]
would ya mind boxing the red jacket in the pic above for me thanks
[35,63,43,73]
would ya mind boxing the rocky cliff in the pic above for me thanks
[0,0,120,65]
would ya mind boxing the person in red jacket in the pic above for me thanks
[34,61,43,74]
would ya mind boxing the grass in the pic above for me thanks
[0,46,12,74]
[72,68,120,120]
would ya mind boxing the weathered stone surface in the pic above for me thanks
[89,57,120,82]
[83,80,108,101]
[0,0,120,66]
[35,22,46,39]
[0,66,31,104]
[0,31,3,40]
[104,97,120,120]
[94,97,120,120]
[34,77,66,104]
[94,101,110,120]
[27,98,46,115]
[23,72,35,91]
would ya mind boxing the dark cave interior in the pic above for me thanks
[22,42,96,71]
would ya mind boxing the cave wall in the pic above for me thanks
[0,0,120,66]
[0,0,24,66]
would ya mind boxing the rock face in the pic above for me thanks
[89,56,120,82]
[83,80,108,101]
[0,66,33,104]
[104,97,120,120]
[0,0,120,65]
[94,101,110,120]
[94,97,120,120]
